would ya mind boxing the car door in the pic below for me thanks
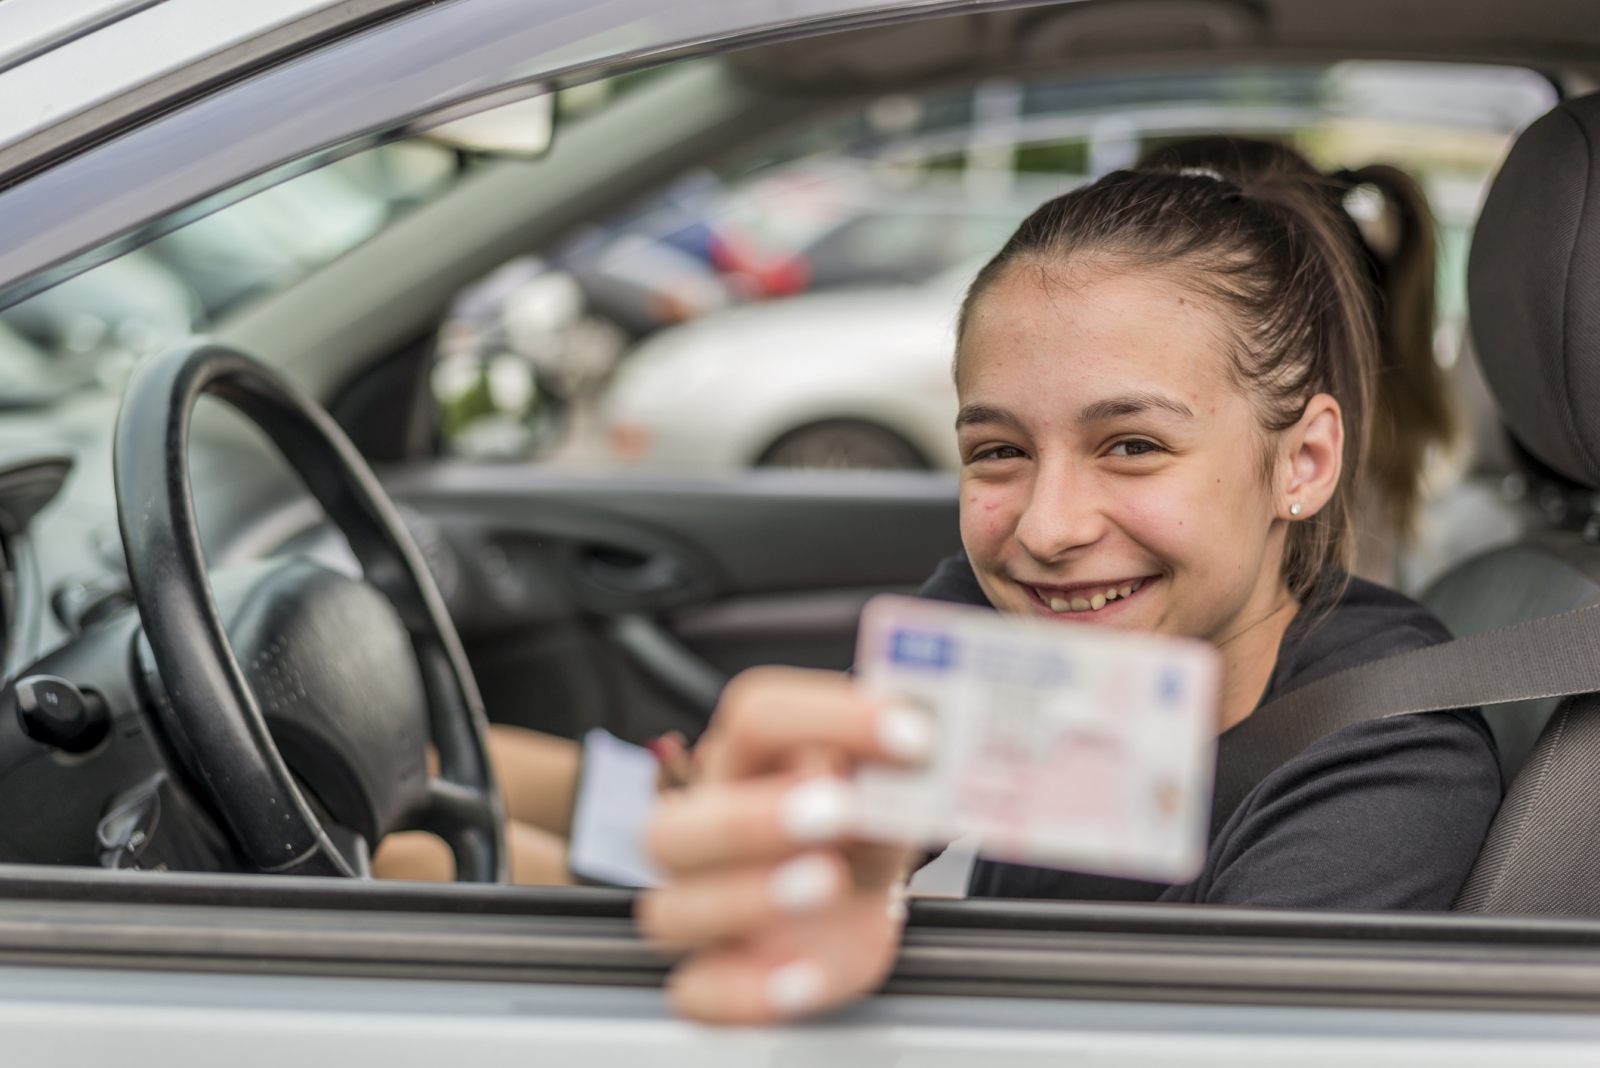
[7,1,1600,1064]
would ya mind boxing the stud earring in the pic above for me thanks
[1289,503,1303,516]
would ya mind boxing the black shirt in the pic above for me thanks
[916,554,1503,910]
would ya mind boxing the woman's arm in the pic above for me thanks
[371,727,583,885]
[488,724,580,835]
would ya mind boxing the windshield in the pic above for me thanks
[0,73,655,409]
[0,141,463,405]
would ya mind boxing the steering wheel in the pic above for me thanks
[113,340,507,881]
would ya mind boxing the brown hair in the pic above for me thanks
[955,143,1380,599]
[1139,139,1452,536]
[1341,163,1454,536]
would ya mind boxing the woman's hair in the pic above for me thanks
[955,138,1441,598]
[1137,139,1453,538]
[1342,162,1454,536]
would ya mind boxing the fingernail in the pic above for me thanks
[768,853,840,913]
[886,879,909,925]
[779,777,855,843]
[877,704,937,763]
[765,958,828,1017]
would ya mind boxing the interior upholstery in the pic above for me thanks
[1442,90,1600,914]
[1454,694,1600,914]
[1424,535,1600,781]
[1469,91,1600,488]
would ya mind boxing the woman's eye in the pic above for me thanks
[1108,439,1162,458]
[975,444,1025,461]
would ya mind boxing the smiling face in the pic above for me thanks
[957,259,1340,653]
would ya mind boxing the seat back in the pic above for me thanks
[1454,693,1600,914]
[1423,533,1600,782]
[1434,90,1600,914]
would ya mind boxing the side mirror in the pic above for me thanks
[410,84,555,159]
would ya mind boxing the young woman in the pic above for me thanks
[634,150,1502,1023]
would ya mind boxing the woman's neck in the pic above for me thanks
[1212,585,1302,733]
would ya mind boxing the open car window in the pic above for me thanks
[0,26,1576,939]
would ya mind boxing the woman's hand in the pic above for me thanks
[636,666,933,1024]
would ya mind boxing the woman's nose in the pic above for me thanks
[1013,457,1105,563]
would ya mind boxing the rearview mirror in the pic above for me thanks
[410,84,555,159]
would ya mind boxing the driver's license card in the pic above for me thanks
[852,594,1221,883]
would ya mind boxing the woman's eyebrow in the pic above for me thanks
[1077,392,1195,423]
[955,403,1021,430]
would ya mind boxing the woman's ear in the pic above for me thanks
[1278,393,1344,520]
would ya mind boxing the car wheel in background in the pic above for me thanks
[756,419,927,470]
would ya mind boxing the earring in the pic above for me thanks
[1289,503,1303,516]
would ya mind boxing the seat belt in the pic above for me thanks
[1209,601,1600,839]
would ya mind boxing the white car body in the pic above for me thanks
[604,273,968,470]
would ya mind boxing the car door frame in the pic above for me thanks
[5,0,1600,1039]
[5,863,1600,1014]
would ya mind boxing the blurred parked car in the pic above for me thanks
[603,259,973,470]
[585,62,1551,480]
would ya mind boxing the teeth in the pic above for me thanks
[1043,581,1146,614]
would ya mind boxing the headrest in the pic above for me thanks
[1470,92,1600,489]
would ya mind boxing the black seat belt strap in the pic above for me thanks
[1210,601,1600,839]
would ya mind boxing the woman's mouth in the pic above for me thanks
[1026,577,1155,615]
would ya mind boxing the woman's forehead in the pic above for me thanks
[956,264,1239,402]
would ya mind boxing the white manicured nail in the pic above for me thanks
[768,853,839,913]
[779,777,855,843]
[886,879,909,924]
[877,704,937,763]
[765,958,828,1017]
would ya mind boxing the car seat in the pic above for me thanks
[1418,90,1600,914]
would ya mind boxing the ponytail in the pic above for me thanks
[1134,139,1453,538]
[1339,164,1455,536]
